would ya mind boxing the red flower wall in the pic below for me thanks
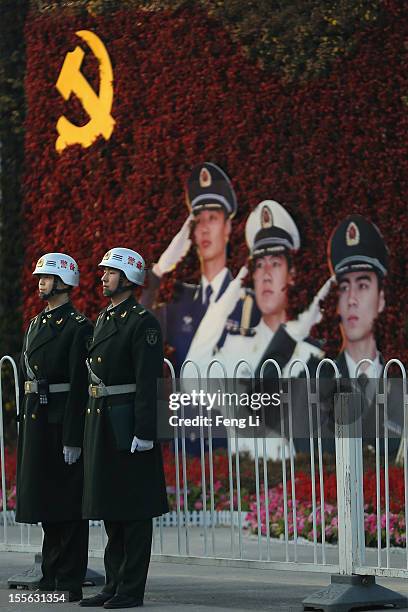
[23,2,408,362]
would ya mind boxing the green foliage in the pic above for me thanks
[31,0,189,15]
[0,0,27,443]
[0,0,27,359]
[205,0,383,81]
[29,0,384,81]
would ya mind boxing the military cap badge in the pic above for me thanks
[346,221,360,246]
[199,167,212,188]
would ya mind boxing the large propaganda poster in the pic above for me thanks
[20,0,407,382]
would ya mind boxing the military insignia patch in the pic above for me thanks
[146,328,158,346]
[102,250,111,261]
[199,167,212,188]
[346,221,360,246]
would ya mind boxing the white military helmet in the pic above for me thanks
[98,247,146,286]
[245,200,300,257]
[33,252,79,287]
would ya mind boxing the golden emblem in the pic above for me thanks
[55,30,115,152]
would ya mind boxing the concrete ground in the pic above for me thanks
[1,526,408,611]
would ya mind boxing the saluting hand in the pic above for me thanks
[285,275,336,342]
[153,214,194,277]
[211,266,248,319]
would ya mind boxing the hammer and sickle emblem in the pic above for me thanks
[55,30,115,152]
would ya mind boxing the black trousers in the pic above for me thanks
[39,520,89,592]
[102,519,152,600]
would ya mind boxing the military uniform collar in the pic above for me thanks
[344,349,382,378]
[195,268,232,302]
[42,301,72,330]
[107,294,136,323]
[201,267,228,304]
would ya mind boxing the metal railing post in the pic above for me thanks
[0,355,19,544]
[335,392,365,573]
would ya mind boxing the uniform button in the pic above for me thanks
[97,357,102,363]
[89,358,93,363]
[97,408,101,414]
[31,414,36,420]
[34,365,38,370]
[87,408,91,414]
[106,316,110,321]
[42,319,46,324]
[23,414,26,420]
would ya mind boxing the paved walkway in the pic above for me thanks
[1,526,408,610]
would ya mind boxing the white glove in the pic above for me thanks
[63,446,81,465]
[285,276,336,342]
[130,435,154,453]
[212,266,248,320]
[153,215,194,276]
[185,266,248,369]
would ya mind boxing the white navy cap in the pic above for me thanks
[245,200,300,258]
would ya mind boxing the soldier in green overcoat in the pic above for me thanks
[80,247,168,610]
[15,252,92,601]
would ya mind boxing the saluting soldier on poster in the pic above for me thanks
[186,200,330,379]
[185,201,331,458]
[80,248,168,609]
[141,162,259,373]
[15,253,92,602]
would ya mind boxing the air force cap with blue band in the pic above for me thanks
[186,162,237,218]
[245,200,300,258]
[329,214,388,278]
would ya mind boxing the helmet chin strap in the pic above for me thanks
[105,272,133,298]
[39,276,70,300]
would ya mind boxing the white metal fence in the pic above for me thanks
[1,354,408,583]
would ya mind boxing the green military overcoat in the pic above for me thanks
[82,295,168,521]
[15,301,93,524]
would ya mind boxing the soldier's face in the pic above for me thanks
[101,267,121,296]
[193,210,231,262]
[37,274,55,299]
[253,255,292,316]
[337,271,385,344]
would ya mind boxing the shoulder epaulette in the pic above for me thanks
[174,281,198,300]
[69,310,88,324]
[132,305,148,316]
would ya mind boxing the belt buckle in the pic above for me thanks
[90,385,99,398]
[25,381,33,394]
